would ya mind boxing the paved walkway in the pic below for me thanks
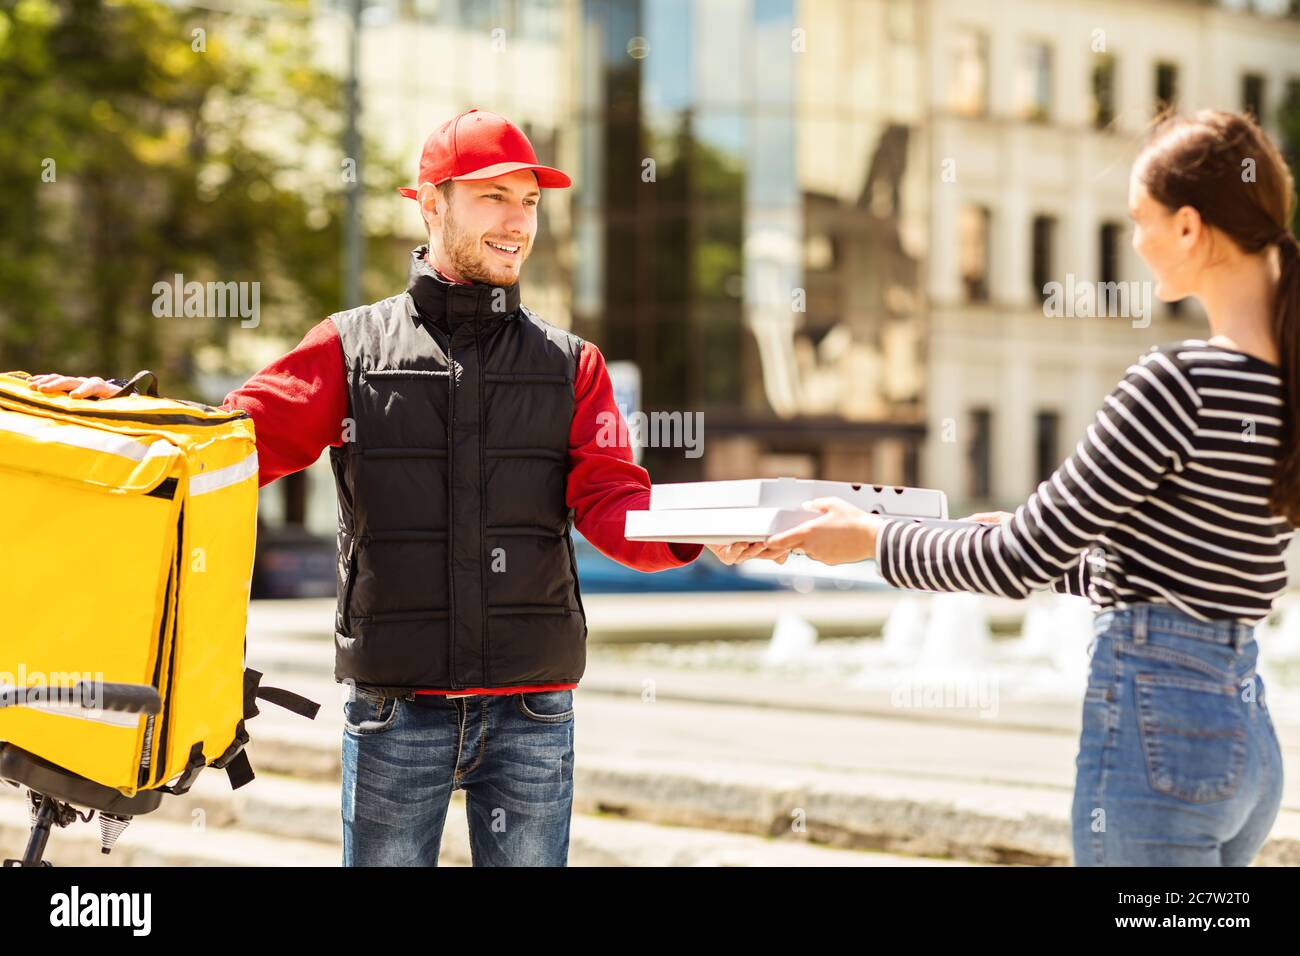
[236,599,1300,865]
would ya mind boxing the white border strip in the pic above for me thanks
[18,699,144,729]
[189,451,259,496]
[0,408,180,462]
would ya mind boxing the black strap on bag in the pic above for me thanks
[218,749,256,790]
[160,664,320,795]
[158,742,207,796]
[207,665,320,791]
[244,667,320,721]
[106,370,160,398]
[256,684,321,720]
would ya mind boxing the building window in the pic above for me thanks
[968,408,992,501]
[1032,214,1056,302]
[958,205,992,303]
[1242,73,1266,121]
[1099,221,1121,287]
[1091,54,1117,129]
[1017,42,1053,122]
[1155,61,1179,114]
[948,28,988,116]
[1035,410,1060,485]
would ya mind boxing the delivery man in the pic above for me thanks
[29,108,718,866]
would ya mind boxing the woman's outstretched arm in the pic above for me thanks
[876,347,1201,599]
[1049,552,1092,597]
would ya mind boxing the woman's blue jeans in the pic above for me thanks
[1072,603,1284,866]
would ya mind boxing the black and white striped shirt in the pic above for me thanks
[877,341,1295,623]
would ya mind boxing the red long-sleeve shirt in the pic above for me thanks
[222,316,701,697]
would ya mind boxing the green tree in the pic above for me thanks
[1281,85,1300,236]
[0,0,404,395]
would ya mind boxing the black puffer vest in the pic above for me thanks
[329,246,587,693]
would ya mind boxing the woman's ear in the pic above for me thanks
[1175,204,1204,251]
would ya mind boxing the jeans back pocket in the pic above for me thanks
[1135,672,1246,803]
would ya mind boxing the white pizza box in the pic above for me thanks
[647,477,949,520]
[624,507,980,546]
[625,508,810,545]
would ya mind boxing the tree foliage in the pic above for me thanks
[0,0,404,393]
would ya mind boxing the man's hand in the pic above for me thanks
[963,511,1014,525]
[26,374,120,400]
[706,542,791,565]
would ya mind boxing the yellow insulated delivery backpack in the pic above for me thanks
[0,370,317,860]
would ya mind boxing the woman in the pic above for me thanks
[721,109,1297,866]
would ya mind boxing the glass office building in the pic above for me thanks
[568,0,928,484]
[343,0,929,480]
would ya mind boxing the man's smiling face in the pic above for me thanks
[424,168,539,286]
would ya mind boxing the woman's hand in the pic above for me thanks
[707,542,790,565]
[706,506,1009,566]
[762,497,884,565]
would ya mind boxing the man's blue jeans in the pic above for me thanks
[1072,603,1285,866]
[341,687,575,866]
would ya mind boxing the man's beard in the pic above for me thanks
[439,207,526,286]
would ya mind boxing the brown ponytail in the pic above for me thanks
[1273,229,1300,522]
[1136,110,1300,523]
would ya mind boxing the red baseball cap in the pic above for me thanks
[397,108,571,199]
